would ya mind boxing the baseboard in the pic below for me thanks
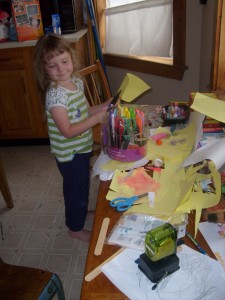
[0,139,50,147]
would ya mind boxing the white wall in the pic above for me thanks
[106,0,216,105]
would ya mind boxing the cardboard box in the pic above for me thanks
[11,0,44,42]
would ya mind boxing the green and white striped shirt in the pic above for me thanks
[45,77,93,162]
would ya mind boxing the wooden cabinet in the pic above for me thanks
[0,47,47,139]
[0,29,88,140]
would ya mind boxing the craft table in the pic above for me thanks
[80,180,217,300]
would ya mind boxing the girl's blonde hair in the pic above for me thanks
[33,33,82,101]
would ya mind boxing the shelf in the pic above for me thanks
[0,27,88,49]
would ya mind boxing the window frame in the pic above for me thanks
[94,0,187,80]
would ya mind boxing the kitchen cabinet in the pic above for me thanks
[0,47,47,139]
[0,28,88,140]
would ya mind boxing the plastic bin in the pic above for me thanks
[104,104,148,162]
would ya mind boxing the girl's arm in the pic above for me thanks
[50,106,106,139]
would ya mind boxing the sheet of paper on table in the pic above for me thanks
[180,138,225,171]
[199,221,225,277]
[101,245,225,300]
[188,111,205,151]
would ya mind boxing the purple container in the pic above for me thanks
[107,145,147,162]
[105,104,149,162]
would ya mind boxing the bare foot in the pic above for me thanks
[86,210,95,221]
[68,229,91,242]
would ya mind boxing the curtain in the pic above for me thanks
[105,0,173,57]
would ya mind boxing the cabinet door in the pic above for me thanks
[0,70,38,138]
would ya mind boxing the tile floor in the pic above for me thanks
[0,145,100,300]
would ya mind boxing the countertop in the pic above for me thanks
[0,27,88,49]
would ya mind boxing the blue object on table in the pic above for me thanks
[110,193,148,211]
[186,231,208,256]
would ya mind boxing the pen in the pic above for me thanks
[186,231,208,255]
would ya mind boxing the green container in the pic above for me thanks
[145,223,177,262]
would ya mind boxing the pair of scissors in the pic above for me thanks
[108,90,121,110]
[110,193,148,212]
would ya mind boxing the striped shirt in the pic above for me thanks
[45,77,93,162]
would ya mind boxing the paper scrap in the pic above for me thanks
[180,138,225,171]
[191,92,225,123]
[108,168,160,198]
[118,73,151,102]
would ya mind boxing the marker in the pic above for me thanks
[186,232,208,255]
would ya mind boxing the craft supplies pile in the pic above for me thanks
[91,84,225,299]
[94,85,225,238]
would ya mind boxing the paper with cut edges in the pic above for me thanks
[191,92,225,123]
[118,73,151,102]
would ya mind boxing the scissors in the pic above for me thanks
[108,90,121,110]
[110,193,148,212]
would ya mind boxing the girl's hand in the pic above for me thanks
[104,97,113,108]
[95,110,107,124]
[89,98,112,115]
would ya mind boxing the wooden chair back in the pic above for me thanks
[78,60,111,148]
[78,60,111,106]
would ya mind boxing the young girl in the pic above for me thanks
[34,33,111,242]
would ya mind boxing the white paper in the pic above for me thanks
[92,151,111,177]
[188,111,205,151]
[101,245,225,300]
[179,138,225,171]
[199,221,225,276]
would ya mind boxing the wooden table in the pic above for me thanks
[80,180,217,300]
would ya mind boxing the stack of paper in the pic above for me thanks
[101,245,225,300]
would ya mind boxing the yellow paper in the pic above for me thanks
[118,73,151,102]
[191,92,225,123]
[121,160,221,237]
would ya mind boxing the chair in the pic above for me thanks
[0,258,65,300]
[78,60,111,149]
[0,154,14,208]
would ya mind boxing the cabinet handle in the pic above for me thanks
[21,75,27,95]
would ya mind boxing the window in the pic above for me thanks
[94,0,187,80]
